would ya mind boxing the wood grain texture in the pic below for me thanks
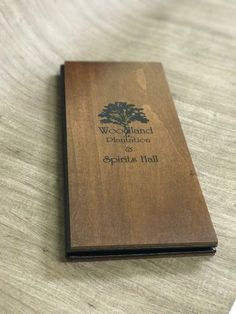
[64,61,217,257]
[0,0,235,313]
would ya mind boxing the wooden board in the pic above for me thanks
[63,62,217,258]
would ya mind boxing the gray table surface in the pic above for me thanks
[0,1,235,313]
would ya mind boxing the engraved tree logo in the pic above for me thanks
[98,102,149,136]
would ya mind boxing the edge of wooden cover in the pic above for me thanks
[60,65,72,257]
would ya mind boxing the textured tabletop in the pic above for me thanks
[0,1,235,313]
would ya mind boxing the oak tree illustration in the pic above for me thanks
[98,102,149,136]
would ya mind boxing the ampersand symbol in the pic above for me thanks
[125,146,133,152]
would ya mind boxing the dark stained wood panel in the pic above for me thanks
[62,62,217,259]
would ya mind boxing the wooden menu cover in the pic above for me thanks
[61,62,217,260]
